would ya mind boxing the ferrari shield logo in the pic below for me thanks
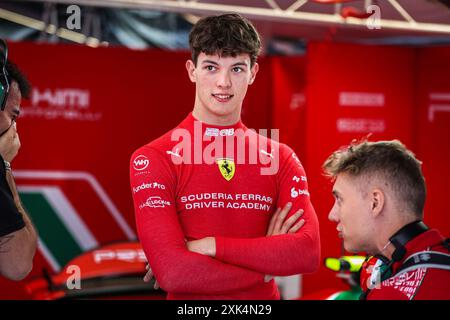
[217,158,235,181]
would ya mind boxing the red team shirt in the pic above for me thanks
[368,229,450,300]
[130,113,320,299]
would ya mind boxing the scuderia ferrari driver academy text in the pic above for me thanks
[130,113,320,299]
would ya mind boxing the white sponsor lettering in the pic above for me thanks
[336,118,386,133]
[184,201,271,212]
[205,128,218,137]
[139,196,171,209]
[339,92,385,107]
[166,148,181,158]
[381,268,426,299]
[170,122,280,176]
[226,202,271,211]
[205,128,235,137]
[93,249,146,263]
[292,153,303,166]
[292,175,307,183]
[186,201,225,210]
[133,182,166,194]
[133,155,149,171]
[181,193,273,203]
[21,87,102,121]
[414,253,431,263]
[181,193,233,202]
[291,187,310,198]
[32,88,89,108]
[181,193,273,212]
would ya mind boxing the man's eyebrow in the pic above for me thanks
[202,60,219,65]
[201,60,248,67]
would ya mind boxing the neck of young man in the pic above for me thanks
[375,215,417,260]
[192,103,241,126]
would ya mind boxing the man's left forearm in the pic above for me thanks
[0,170,38,279]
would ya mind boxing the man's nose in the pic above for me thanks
[217,70,232,88]
[328,204,339,222]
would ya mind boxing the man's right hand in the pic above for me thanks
[0,122,20,163]
[143,263,160,290]
[266,202,305,236]
[264,202,305,282]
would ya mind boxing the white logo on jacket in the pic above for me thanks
[260,149,274,159]
[133,182,166,194]
[139,196,171,210]
[205,128,235,137]
[133,155,149,171]
[291,153,303,167]
[292,176,307,183]
[291,187,310,198]
[166,148,181,158]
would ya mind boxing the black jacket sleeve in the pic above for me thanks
[0,154,25,237]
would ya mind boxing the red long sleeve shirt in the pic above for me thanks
[130,113,320,299]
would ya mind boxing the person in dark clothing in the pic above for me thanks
[0,39,37,281]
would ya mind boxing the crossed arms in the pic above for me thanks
[130,145,320,295]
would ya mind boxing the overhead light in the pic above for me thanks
[0,7,106,47]
[9,0,450,35]
[311,0,356,3]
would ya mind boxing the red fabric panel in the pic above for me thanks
[416,47,450,236]
[2,42,272,298]
[270,56,307,157]
[302,42,416,295]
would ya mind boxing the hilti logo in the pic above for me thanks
[32,88,90,108]
[133,155,149,171]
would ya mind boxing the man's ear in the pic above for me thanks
[186,60,196,83]
[371,188,385,217]
[249,62,259,85]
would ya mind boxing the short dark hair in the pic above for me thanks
[189,13,261,67]
[323,139,426,218]
[6,60,31,99]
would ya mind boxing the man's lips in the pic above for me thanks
[337,227,343,239]
[212,94,234,102]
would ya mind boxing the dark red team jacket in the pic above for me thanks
[368,229,450,300]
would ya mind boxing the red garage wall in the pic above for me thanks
[302,42,417,294]
[270,56,307,159]
[0,42,272,298]
[416,47,450,236]
[0,41,448,299]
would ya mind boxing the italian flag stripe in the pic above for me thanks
[20,192,83,267]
